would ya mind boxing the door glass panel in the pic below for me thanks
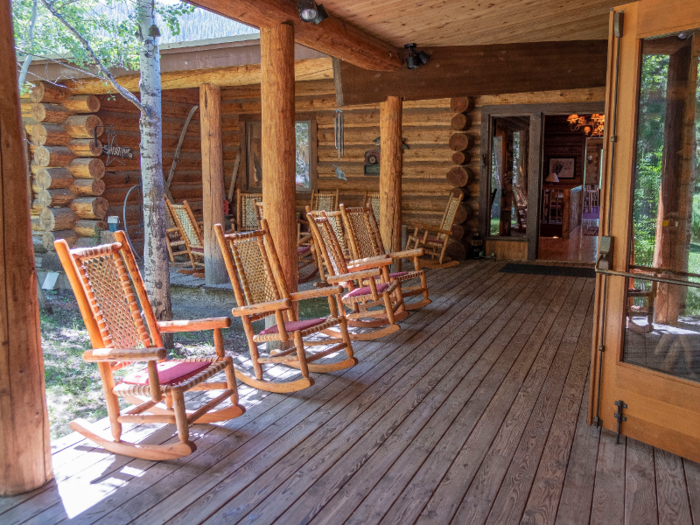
[623,32,700,381]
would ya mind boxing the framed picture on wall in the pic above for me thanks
[548,157,575,179]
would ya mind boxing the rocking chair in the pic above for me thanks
[55,231,244,460]
[406,191,464,269]
[363,191,381,223]
[236,189,262,232]
[341,204,431,310]
[307,209,408,340]
[166,198,205,277]
[310,189,340,212]
[215,221,356,393]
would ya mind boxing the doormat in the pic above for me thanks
[499,263,595,278]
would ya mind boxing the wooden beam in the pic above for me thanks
[65,57,333,95]
[199,83,227,285]
[337,40,609,106]
[261,23,298,294]
[0,0,53,496]
[186,0,402,71]
[379,96,403,257]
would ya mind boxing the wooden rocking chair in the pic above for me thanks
[341,204,431,310]
[54,231,244,460]
[406,192,464,269]
[215,221,356,393]
[363,191,380,223]
[236,189,262,232]
[166,198,205,277]
[310,189,340,212]
[307,209,408,340]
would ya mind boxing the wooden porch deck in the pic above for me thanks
[2,260,700,524]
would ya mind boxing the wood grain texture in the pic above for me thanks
[0,0,53,495]
[379,96,402,255]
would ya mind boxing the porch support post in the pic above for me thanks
[0,0,53,495]
[379,96,403,255]
[199,83,227,285]
[261,22,297,294]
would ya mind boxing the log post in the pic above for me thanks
[379,96,403,257]
[0,0,53,495]
[199,83,227,285]
[261,23,297,295]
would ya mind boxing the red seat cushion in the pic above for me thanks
[425,236,443,243]
[123,361,210,386]
[259,317,327,335]
[344,282,391,299]
[297,246,311,256]
[191,247,204,254]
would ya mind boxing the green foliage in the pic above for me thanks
[296,121,311,189]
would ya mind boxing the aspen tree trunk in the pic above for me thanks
[137,0,172,343]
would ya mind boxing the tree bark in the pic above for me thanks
[0,0,53,494]
[261,23,297,296]
[137,0,172,341]
[379,96,403,255]
[199,84,226,284]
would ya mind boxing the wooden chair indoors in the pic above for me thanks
[236,189,263,232]
[310,189,339,212]
[307,209,408,340]
[166,198,205,277]
[341,204,431,310]
[363,191,381,223]
[406,191,464,269]
[215,221,356,393]
[54,231,244,460]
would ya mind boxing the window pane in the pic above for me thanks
[296,121,311,190]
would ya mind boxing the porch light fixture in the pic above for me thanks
[567,113,605,137]
[298,0,328,24]
[404,43,430,69]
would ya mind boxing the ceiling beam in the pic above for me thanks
[336,40,609,106]
[186,0,403,71]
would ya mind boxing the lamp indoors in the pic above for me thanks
[298,0,328,24]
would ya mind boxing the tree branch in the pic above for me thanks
[40,0,152,117]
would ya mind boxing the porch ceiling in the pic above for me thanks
[320,0,620,47]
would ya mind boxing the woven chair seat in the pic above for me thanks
[113,358,228,397]
[343,281,398,303]
[253,317,340,343]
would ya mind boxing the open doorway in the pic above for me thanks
[537,114,603,263]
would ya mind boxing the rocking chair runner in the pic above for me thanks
[215,220,356,393]
[236,189,263,232]
[166,198,205,276]
[340,204,431,310]
[307,209,408,341]
[55,231,244,461]
[406,191,464,269]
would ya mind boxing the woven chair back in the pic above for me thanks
[341,205,382,260]
[311,190,338,212]
[307,209,347,254]
[440,193,464,233]
[218,226,287,310]
[237,191,262,231]
[307,212,351,279]
[363,192,380,223]
[68,242,156,353]
[168,201,203,250]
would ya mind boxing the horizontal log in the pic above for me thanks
[33,146,75,168]
[319,128,453,146]
[453,203,471,225]
[448,133,475,152]
[21,101,33,118]
[37,189,76,207]
[30,201,42,217]
[33,233,47,254]
[70,197,109,220]
[42,230,79,251]
[316,109,452,129]
[31,103,71,124]
[64,114,103,139]
[69,158,105,179]
[34,168,74,190]
[31,217,43,232]
[450,97,475,114]
[67,139,102,157]
[73,237,101,249]
[450,187,468,199]
[31,123,71,146]
[318,146,453,164]
[451,223,466,241]
[70,178,105,196]
[30,82,71,104]
[451,113,472,131]
[447,166,473,188]
[445,239,467,260]
[23,117,37,134]
[61,95,101,113]
[40,207,79,231]
[452,151,472,165]
[74,220,107,237]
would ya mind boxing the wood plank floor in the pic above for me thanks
[3,260,700,524]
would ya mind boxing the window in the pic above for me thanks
[245,121,313,191]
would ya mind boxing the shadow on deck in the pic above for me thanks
[2,260,699,524]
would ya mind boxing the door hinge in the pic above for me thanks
[614,400,627,444]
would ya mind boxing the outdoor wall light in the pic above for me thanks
[298,0,329,25]
[405,43,430,69]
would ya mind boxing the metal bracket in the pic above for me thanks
[614,400,627,444]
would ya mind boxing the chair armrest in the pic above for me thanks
[347,255,393,272]
[157,317,232,333]
[231,298,292,317]
[327,268,381,284]
[290,286,344,301]
[83,347,166,362]
[390,248,424,259]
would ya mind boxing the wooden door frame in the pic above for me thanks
[479,102,604,260]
